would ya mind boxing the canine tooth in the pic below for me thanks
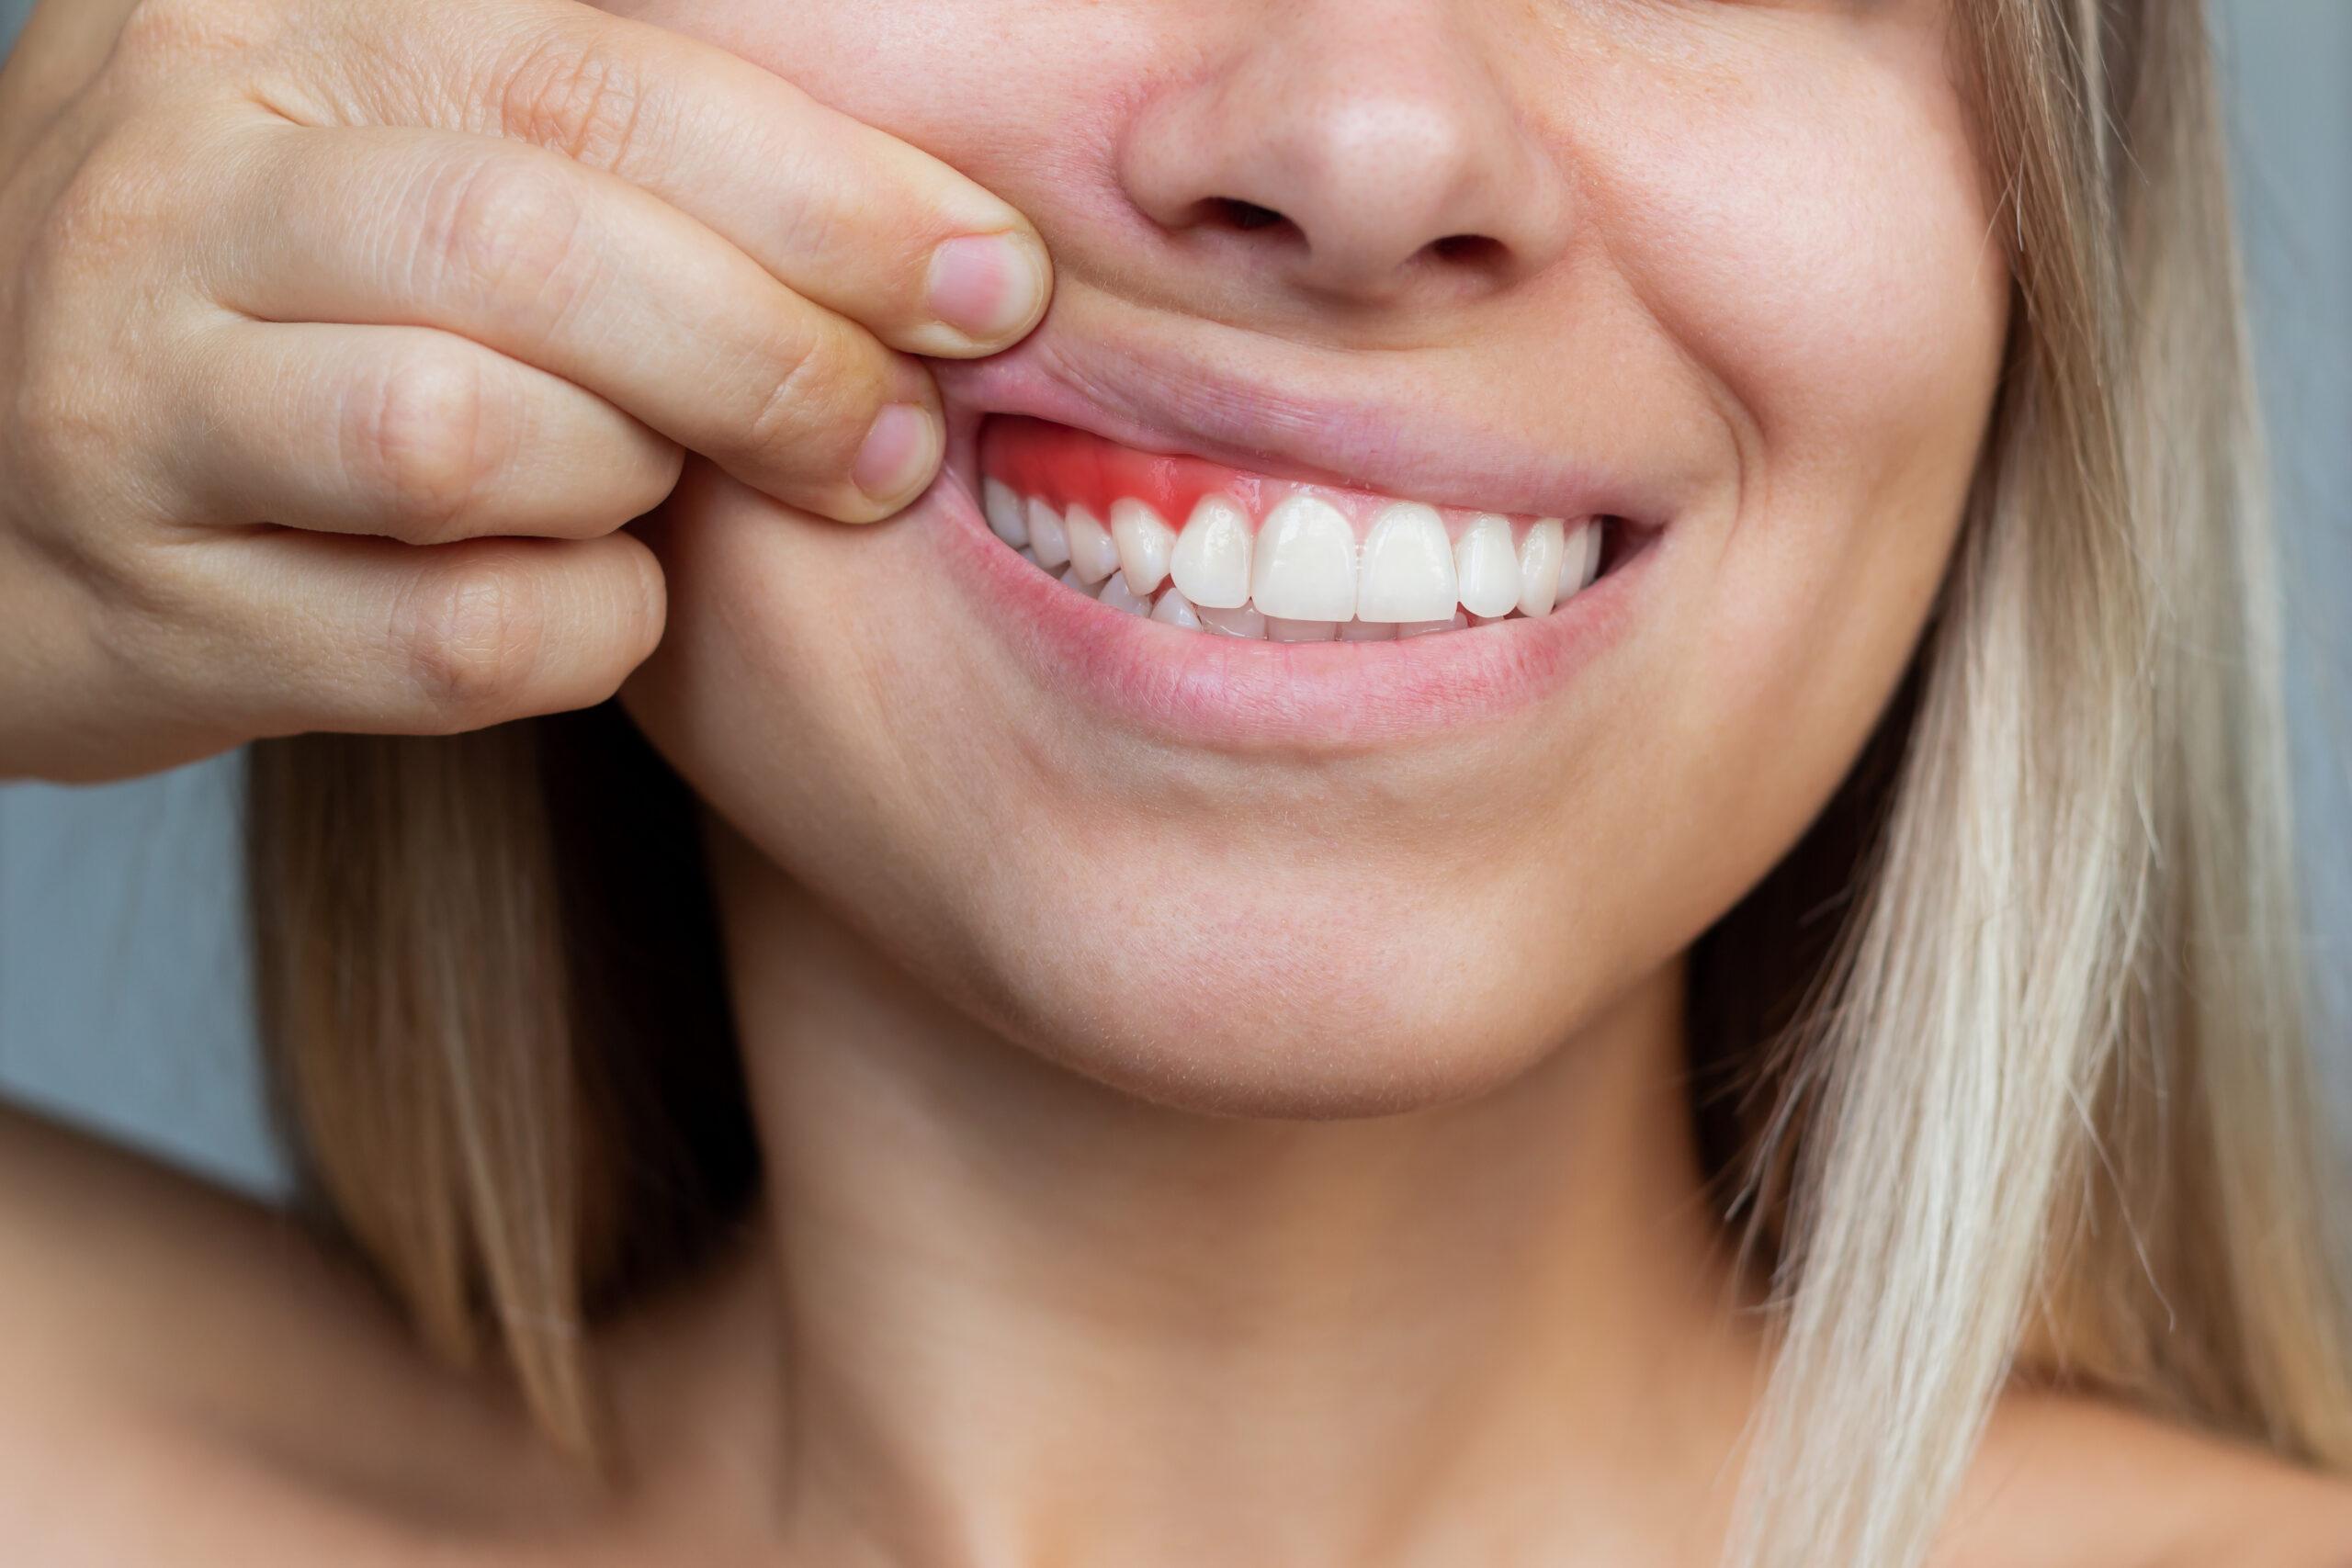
[1340,618,1396,640]
[1017,545,1042,570]
[1195,601,1267,638]
[1396,610,1469,637]
[1065,503,1119,585]
[1354,502,1454,622]
[1057,563,1099,597]
[1250,494,1356,622]
[1170,495,1253,609]
[1110,499,1176,596]
[982,479,1029,547]
[1266,616,1341,642]
[1516,517,1564,616]
[1151,585,1203,629]
[1028,499,1071,570]
[1096,570,1150,615]
[1453,513,1520,617]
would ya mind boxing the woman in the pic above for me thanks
[0,0,2346,1562]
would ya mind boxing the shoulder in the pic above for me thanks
[1951,1384,2352,1568]
[0,1100,588,1557]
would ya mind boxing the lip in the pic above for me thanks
[933,333,1679,525]
[912,332,1672,757]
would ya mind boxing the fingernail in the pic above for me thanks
[926,231,1047,344]
[853,402,940,507]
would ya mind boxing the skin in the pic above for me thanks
[1,0,2349,1564]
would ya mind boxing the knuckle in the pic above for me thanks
[112,0,267,76]
[490,28,663,175]
[11,319,132,524]
[741,321,851,464]
[35,140,163,277]
[412,151,594,327]
[350,348,497,543]
[13,341,96,494]
[390,553,546,726]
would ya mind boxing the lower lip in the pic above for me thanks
[926,450,1659,757]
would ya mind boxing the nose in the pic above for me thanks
[1116,1,1575,306]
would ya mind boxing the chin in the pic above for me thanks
[977,866,1593,1120]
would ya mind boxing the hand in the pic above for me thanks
[0,0,1049,781]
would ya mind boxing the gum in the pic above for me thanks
[978,415,1569,542]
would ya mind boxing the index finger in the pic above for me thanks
[290,0,1053,357]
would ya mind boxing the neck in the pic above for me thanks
[627,824,1763,1566]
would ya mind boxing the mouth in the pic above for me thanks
[976,415,1635,641]
[919,341,1673,755]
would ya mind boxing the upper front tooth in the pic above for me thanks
[1170,495,1253,609]
[1064,503,1119,584]
[983,479,1029,547]
[1516,516,1565,616]
[1028,499,1071,570]
[1110,499,1176,595]
[1355,502,1456,623]
[1250,494,1356,622]
[1453,513,1520,618]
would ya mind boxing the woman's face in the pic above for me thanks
[617,0,2006,1113]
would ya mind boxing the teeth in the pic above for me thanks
[1354,502,1456,623]
[1169,495,1254,609]
[983,479,1029,548]
[1516,517,1564,617]
[1096,569,1151,615]
[1453,513,1520,618]
[992,476,1616,643]
[1151,584,1204,629]
[1064,503,1119,585]
[1567,520,1601,593]
[1397,610,1469,637]
[1265,616,1341,642]
[1250,495,1356,621]
[1028,499,1071,570]
[1195,601,1267,638]
[1110,499,1176,596]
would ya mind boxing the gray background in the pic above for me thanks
[2,0,2347,1202]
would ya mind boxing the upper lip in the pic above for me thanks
[929,324,1678,528]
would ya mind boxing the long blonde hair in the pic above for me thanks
[243,2,2352,1562]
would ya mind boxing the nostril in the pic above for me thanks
[1209,197,1292,233]
[1429,233,1505,265]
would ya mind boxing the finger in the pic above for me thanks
[168,317,683,544]
[205,122,941,522]
[289,0,1051,356]
[173,529,667,738]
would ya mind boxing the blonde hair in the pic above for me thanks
[242,1,2352,1562]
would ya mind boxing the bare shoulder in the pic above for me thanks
[1951,1384,2352,1568]
[0,1099,584,1559]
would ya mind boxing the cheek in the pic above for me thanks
[1587,39,2007,524]
[610,0,1154,214]
[1544,20,2008,956]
